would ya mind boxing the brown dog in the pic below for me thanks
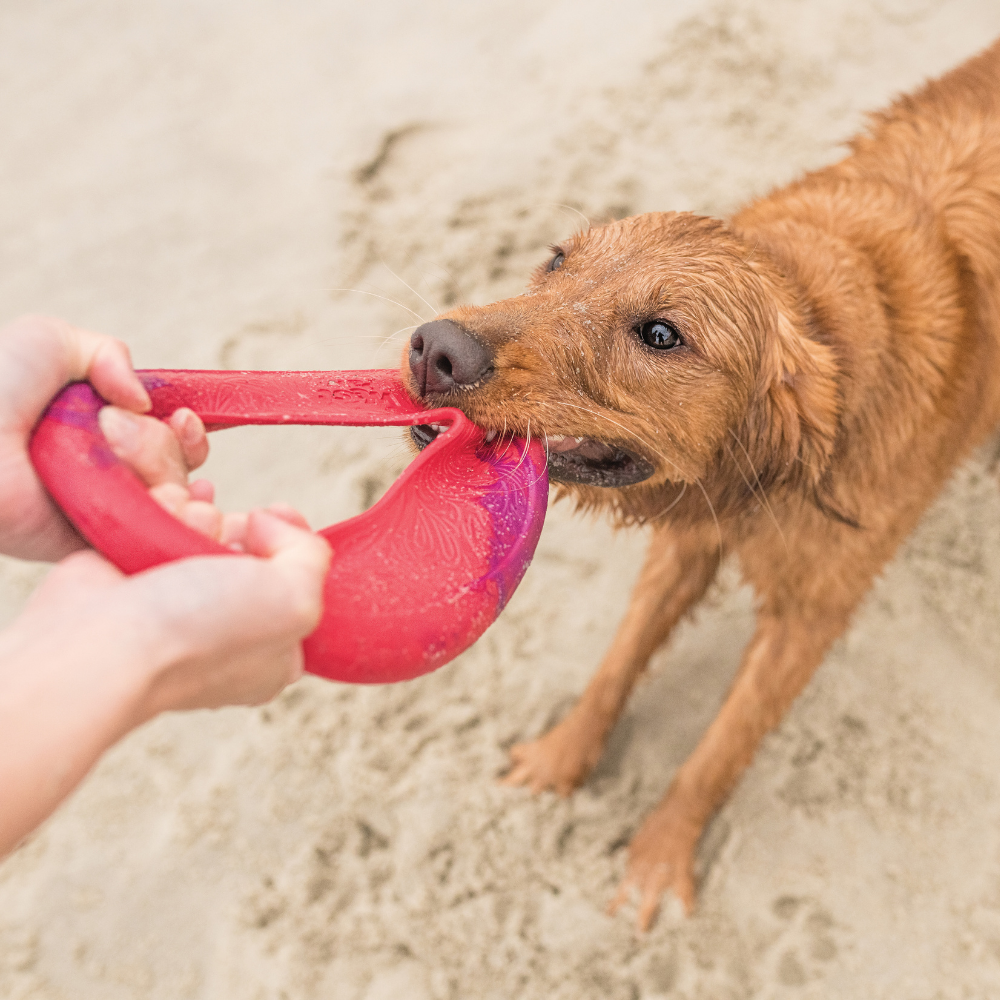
[402,40,1000,929]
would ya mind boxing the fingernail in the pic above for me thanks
[189,478,215,503]
[98,406,141,449]
[149,482,189,516]
[178,409,200,445]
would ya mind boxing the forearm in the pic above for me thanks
[0,615,156,858]
[0,516,327,859]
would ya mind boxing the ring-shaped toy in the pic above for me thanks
[29,370,548,684]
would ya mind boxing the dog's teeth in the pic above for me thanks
[484,430,497,443]
[430,423,447,433]
[545,434,586,453]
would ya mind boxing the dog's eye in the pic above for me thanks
[547,252,565,272]
[639,320,682,350]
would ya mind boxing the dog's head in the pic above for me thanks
[402,211,840,524]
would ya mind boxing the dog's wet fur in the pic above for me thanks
[403,40,1000,929]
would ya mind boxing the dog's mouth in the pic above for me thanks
[410,424,655,488]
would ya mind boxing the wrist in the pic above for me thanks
[2,606,162,736]
[101,596,199,727]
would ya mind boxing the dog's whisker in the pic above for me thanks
[550,202,593,231]
[527,434,559,492]
[378,324,420,349]
[412,256,458,283]
[553,401,689,481]
[738,238,760,270]
[724,440,776,538]
[728,430,788,553]
[650,480,687,520]
[378,260,443,319]
[512,420,532,476]
[695,477,724,556]
[562,394,723,552]
[487,403,723,546]
[352,326,419,344]
[329,287,427,324]
[483,398,695,501]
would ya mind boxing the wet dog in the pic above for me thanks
[402,40,1000,928]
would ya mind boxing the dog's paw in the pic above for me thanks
[500,709,606,796]
[608,800,701,931]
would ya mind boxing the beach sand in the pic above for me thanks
[3,2,1000,997]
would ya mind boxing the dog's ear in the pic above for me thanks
[746,304,841,495]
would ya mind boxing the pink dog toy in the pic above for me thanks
[29,370,548,684]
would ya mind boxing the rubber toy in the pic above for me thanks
[29,370,548,684]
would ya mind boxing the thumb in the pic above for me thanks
[70,328,151,413]
[243,509,332,625]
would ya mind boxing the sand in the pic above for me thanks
[3,1,1000,997]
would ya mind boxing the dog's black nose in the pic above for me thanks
[409,319,493,396]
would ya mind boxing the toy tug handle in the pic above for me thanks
[29,369,548,684]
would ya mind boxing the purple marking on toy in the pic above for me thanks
[46,383,102,429]
[476,444,537,611]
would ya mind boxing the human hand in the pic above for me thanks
[39,355,327,704]
[92,401,330,706]
[0,315,152,561]
[97,403,310,548]
[12,508,331,715]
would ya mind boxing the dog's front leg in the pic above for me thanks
[609,609,845,929]
[502,522,721,796]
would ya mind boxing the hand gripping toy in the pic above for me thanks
[29,370,548,684]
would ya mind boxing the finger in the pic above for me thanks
[265,502,311,530]
[188,479,215,503]
[243,510,331,629]
[179,500,224,540]
[243,509,329,566]
[168,408,209,471]
[99,407,188,487]
[149,482,191,517]
[148,482,224,541]
[219,511,249,549]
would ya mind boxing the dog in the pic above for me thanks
[401,39,1000,929]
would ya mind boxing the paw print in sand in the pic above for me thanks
[766,896,844,989]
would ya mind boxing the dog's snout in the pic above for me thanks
[409,319,493,396]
